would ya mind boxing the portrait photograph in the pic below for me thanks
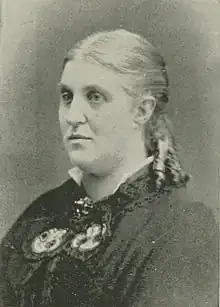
[0,0,219,306]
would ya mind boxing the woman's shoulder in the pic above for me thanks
[126,187,218,260]
[25,178,78,215]
[0,179,78,250]
[158,187,218,245]
[151,188,218,279]
[169,188,217,234]
[163,193,219,305]
[133,189,218,306]
[15,178,77,222]
[0,179,79,292]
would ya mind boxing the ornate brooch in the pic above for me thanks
[25,196,110,261]
[71,223,107,252]
[28,223,107,261]
[74,197,94,217]
[31,228,68,254]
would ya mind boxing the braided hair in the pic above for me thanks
[63,29,190,190]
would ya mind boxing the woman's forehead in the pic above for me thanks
[60,60,127,90]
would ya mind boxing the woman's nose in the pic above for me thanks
[66,97,87,126]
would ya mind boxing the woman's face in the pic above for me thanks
[59,59,139,175]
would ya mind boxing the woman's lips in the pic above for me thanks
[68,134,92,141]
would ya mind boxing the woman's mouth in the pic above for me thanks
[68,134,92,141]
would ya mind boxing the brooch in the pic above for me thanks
[74,197,94,217]
[24,197,111,261]
[27,223,107,261]
[71,223,107,252]
[31,228,69,254]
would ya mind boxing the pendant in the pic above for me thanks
[71,223,107,252]
[31,228,68,254]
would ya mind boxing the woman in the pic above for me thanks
[0,29,218,307]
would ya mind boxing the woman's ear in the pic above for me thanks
[133,94,156,127]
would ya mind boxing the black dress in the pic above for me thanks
[0,165,218,306]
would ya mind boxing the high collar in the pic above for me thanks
[71,157,166,215]
[110,161,158,209]
[68,160,172,236]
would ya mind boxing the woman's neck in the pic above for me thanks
[82,153,149,202]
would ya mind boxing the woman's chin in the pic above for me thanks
[68,151,93,170]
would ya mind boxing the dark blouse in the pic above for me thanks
[0,166,218,307]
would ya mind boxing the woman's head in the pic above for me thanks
[59,28,189,188]
[64,29,169,106]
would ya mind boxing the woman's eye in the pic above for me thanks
[60,92,73,105]
[87,91,106,104]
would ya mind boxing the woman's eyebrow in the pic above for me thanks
[57,82,72,92]
[84,84,112,99]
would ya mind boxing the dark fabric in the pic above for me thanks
[0,167,218,307]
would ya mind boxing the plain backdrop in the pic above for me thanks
[0,0,219,239]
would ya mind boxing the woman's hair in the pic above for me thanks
[63,29,190,190]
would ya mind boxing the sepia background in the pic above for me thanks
[0,0,219,239]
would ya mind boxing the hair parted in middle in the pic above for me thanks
[63,28,190,190]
